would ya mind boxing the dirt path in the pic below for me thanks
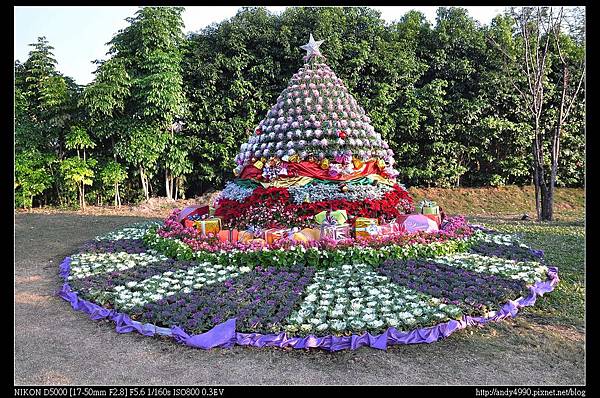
[14,213,585,385]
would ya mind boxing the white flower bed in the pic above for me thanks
[476,232,529,248]
[94,222,161,241]
[433,253,547,284]
[283,263,463,334]
[68,251,168,280]
[111,262,252,310]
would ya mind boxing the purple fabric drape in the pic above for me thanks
[57,257,559,351]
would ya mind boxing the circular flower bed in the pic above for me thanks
[58,219,559,351]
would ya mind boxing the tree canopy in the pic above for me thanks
[14,6,585,209]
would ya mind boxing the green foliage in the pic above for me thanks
[60,157,96,188]
[14,6,585,208]
[15,149,55,208]
[144,227,478,269]
[65,126,96,153]
[100,160,128,186]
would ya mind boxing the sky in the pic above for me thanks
[14,6,507,85]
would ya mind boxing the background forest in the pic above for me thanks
[14,6,585,210]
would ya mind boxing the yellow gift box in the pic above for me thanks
[355,217,379,239]
[299,227,321,241]
[254,160,265,169]
[193,217,222,236]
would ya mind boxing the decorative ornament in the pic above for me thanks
[320,158,330,170]
[377,159,386,170]
[300,34,325,61]
[338,130,347,139]
[289,154,301,163]
[254,160,265,170]
[256,128,262,135]
[352,157,364,169]
[340,183,349,193]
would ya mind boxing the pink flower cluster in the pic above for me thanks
[156,209,474,255]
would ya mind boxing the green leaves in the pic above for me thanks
[15,149,55,208]
[60,157,96,187]
[66,126,96,152]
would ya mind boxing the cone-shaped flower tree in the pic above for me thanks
[215,35,413,229]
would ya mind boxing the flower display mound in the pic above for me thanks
[58,220,559,351]
[213,35,414,230]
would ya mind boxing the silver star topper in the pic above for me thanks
[300,34,324,60]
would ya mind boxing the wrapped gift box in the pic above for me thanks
[265,227,288,245]
[378,219,405,236]
[421,205,440,215]
[314,209,348,225]
[424,213,441,227]
[193,217,222,236]
[299,227,321,241]
[400,214,438,233]
[178,205,210,223]
[238,227,264,243]
[218,229,239,243]
[320,223,351,241]
[355,217,379,239]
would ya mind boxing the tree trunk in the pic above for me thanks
[165,169,172,200]
[140,166,149,201]
[532,140,541,221]
[174,177,179,201]
[540,181,553,221]
[170,175,175,201]
[82,183,86,210]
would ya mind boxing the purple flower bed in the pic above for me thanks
[132,264,315,335]
[379,258,529,315]
[469,241,544,263]
[69,259,199,304]
[77,239,147,254]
